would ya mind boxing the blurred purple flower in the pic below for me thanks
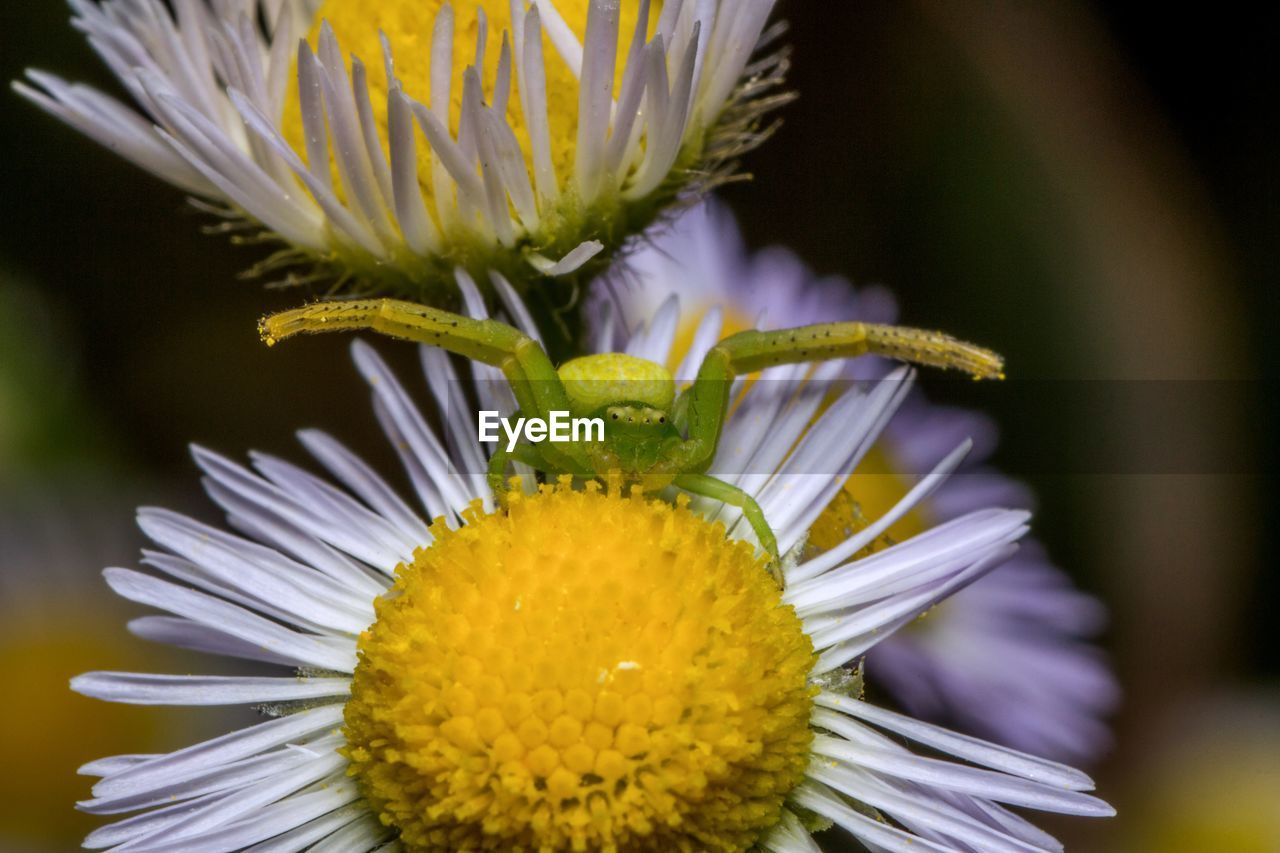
[593,197,1120,764]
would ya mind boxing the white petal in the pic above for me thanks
[250,451,422,561]
[815,692,1095,791]
[139,501,373,632]
[301,811,392,851]
[72,672,349,706]
[312,26,398,247]
[84,786,231,850]
[80,755,157,778]
[105,568,356,672]
[788,440,975,585]
[810,544,1018,672]
[13,74,212,195]
[129,616,304,667]
[410,99,489,218]
[605,0,654,180]
[80,734,343,816]
[787,509,1028,613]
[165,777,361,852]
[90,704,345,799]
[419,348,495,508]
[244,801,380,852]
[526,239,605,275]
[530,0,585,77]
[808,760,1045,853]
[791,781,951,853]
[757,808,823,853]
[103,763,351,851]
[192,444,400,575]
[223,493,388,599]
[387,86,442,254]
[810,732,1113,816]
[351,340,480,521]
[575,0,621,202]
[631,293,681,365]
[517,5,560,203]
[673,305,723,383]
[492,270,545,341]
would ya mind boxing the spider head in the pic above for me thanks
[604,405,674,431]
[558,354,681,475]
[598,404,681,475]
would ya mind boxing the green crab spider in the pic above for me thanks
[261,299,1003,582]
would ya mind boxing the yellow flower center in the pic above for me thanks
[669,306,756,380]
[284,0,656,211]
[808,448,926,554]
[343,481,815,852]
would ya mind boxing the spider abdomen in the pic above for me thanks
[558,353,676,415]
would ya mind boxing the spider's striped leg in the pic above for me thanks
[657,348,736,475]
[261,298,592,473]
[261,299,528,364]
[670,321,1002,479]
[717,322,1005,380]
[486,440,551,498]
[506,338,593,474]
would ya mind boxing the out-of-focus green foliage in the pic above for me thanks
[0,275,115,482]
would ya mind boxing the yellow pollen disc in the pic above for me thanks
[284,0,657,213]
[344,481,815,852]
[669,305,756,376]
[558,353,676,414]
[808,447,926,556]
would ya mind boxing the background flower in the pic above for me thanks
[593,198,1120,764]
[16,0,786,341]
[0,278,200,852]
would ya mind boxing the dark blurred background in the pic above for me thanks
[0,1,1275,849]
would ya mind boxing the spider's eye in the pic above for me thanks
[658,416,666,424]
[611,412,620,420]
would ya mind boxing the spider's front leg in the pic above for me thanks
[261,298,592,475]
[263,298,527,365]
[486,440,553,498]
[675,473,783,586]
[667,321,1005,474]
[657,321,1005,583]
[654,347,737,476]
[716,322,1005,380]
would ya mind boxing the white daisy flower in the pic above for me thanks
[73,279,1111,850]
[592,197,1120,764]
[16,0,788,318]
